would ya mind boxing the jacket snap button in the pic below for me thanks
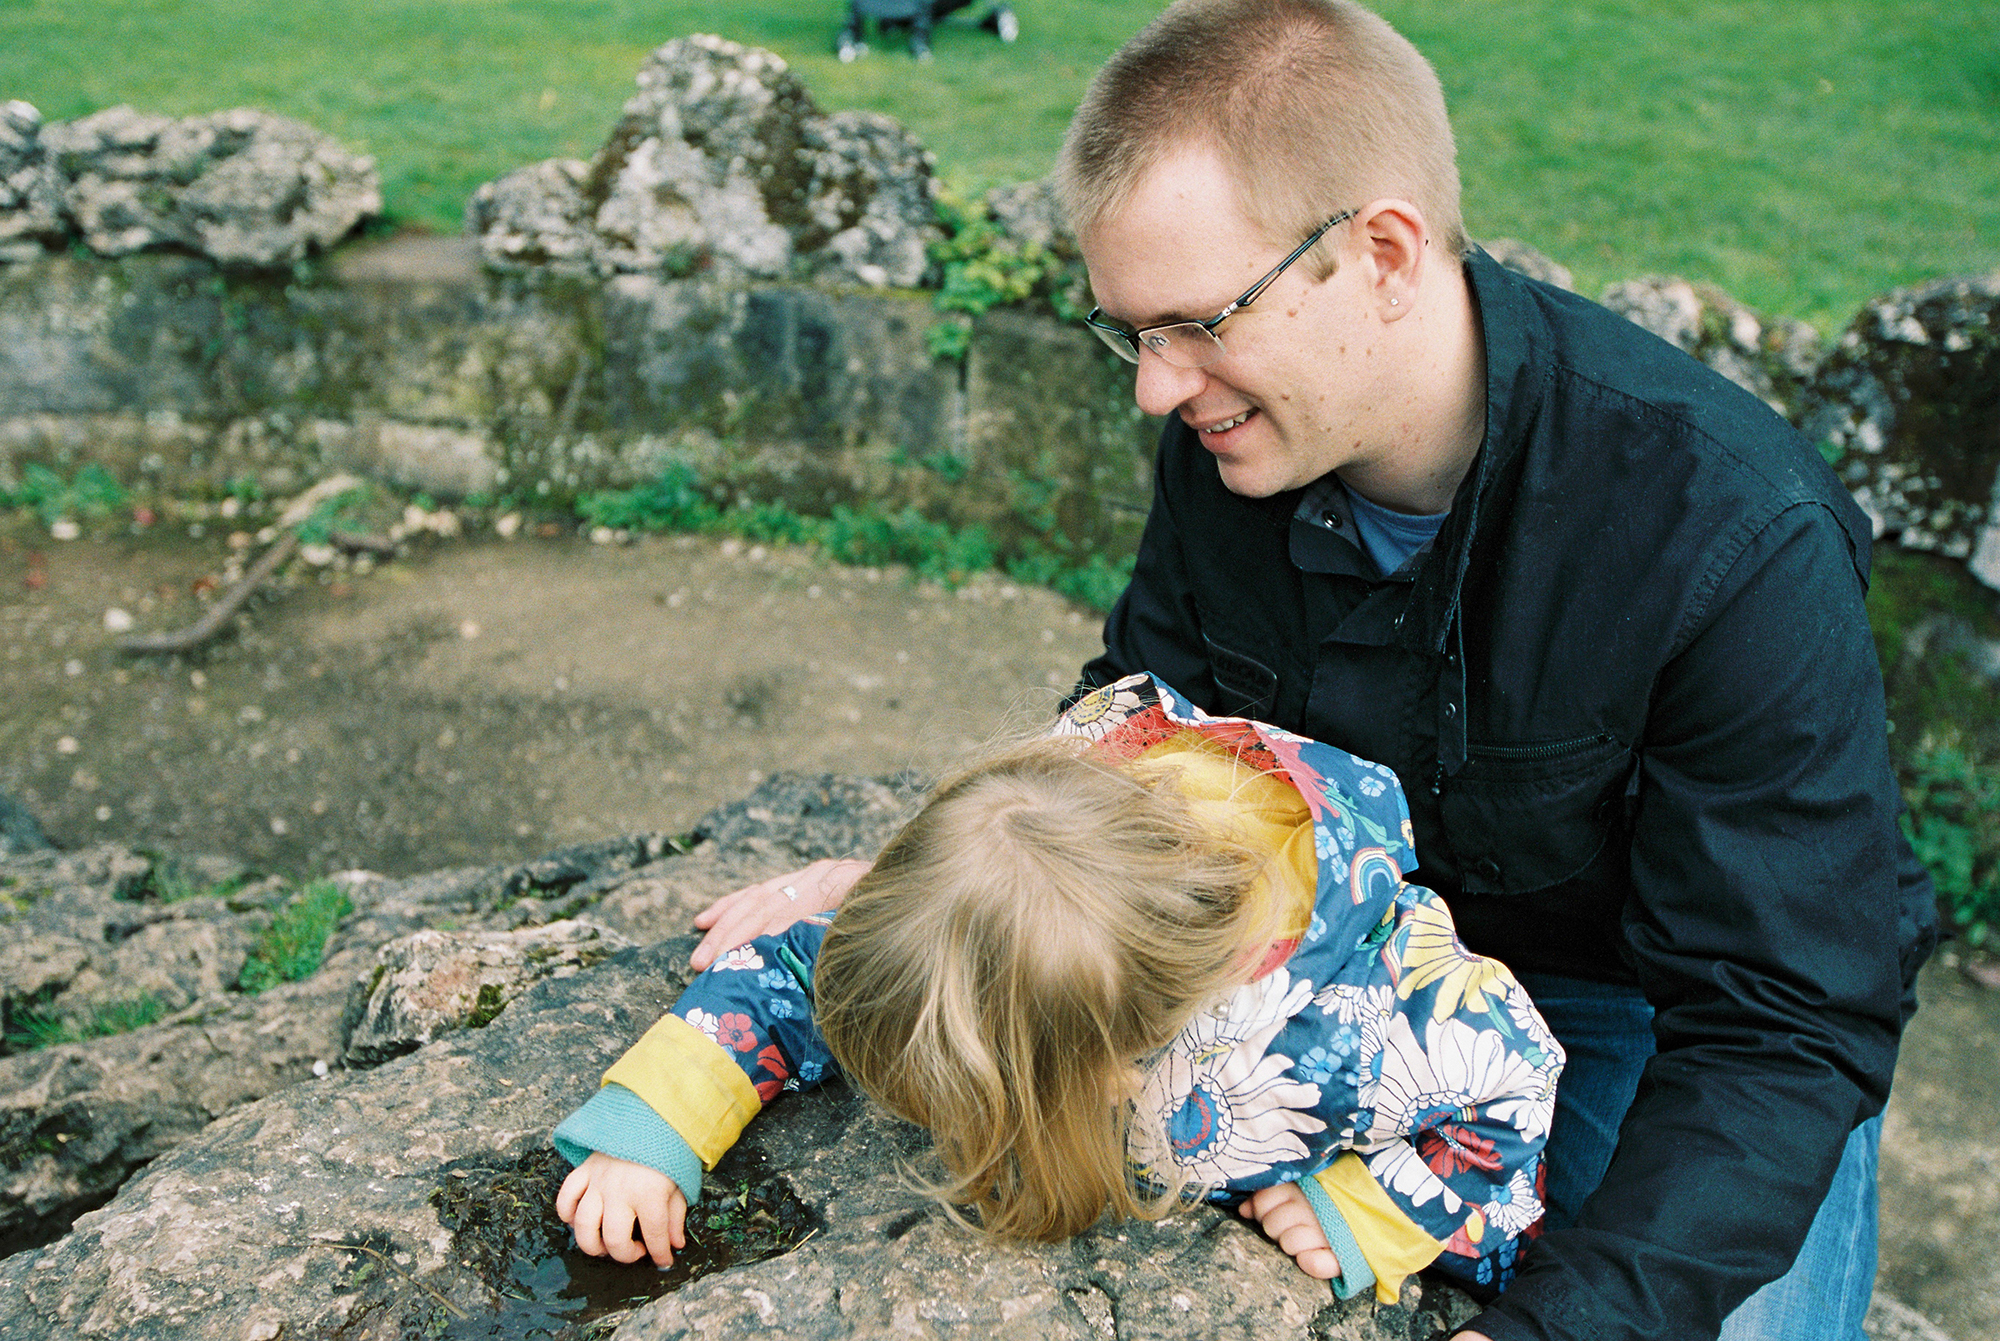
[1443,701,1459,719]
[1475,858,1502,882]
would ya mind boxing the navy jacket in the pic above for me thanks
[1080,250,1936,1341]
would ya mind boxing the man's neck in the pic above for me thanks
[1337,260,1487,516]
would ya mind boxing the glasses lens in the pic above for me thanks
[1088,321,1141,363]
[1144,323,1227,370]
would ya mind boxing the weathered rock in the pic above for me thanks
[342,919,635,1066]
[462,156,598,275]
[1798,272,2000,586]
[1599,274,1824,419]
[984,177,1076,258]
[0,934,1484,1341]
[0,101,68,263]
[1480,238,1572,292]
[37,105,380,267]
[471,35,939,287]
[1867,1294,1959,1341]
[0,789,49,859]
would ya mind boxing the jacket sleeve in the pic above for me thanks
[1473,504,1923,1341]
[550,918,835,1202]
[1304,887,1562,1305]
[1078,425,1217,706]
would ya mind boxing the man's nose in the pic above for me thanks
[1132,348,1207,418]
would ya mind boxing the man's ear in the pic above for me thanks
[1351,199,1428,319]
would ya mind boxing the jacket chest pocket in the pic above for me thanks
[1440,734,1635,896]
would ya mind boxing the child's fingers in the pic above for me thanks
[569,1188,608,1257]
[1288,1241,1342,1280]
[635,1195,677,1268]
[599,1196,650,1265]
[667,1187,689,1252]
[556,1163,590,1224]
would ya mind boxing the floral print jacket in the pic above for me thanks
[555,673,1562,1302]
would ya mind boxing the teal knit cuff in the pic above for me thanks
[1297,1174,1377,1301]
[551,1082,706,1204]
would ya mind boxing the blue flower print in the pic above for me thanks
[1300,1047,1339,1086]
[1307,914,1327,945]
[1357,774,1387,797]
[1316,827,1351,884]
[797,1058,824,1085]
[758,970,792,992]
[766,998,797,1020]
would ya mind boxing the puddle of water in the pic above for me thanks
[426,1146,823,1339]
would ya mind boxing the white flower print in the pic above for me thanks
[1364,1140,1463,1215]
[1130,969,1327,1186]
[1483,1058,1560,1145]
[1054,678,1149,742]
[712,946,765,971]
[1363,1015,1543,1147]
[683,1008,721,1043]
[1482,1166,1545,1236]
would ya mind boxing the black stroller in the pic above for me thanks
[837,0,1019,62]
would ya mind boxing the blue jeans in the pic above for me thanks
[1518,973,1879,1341]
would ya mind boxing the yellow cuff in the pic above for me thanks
[1313,1153,1446,1305]
[601,1013,764,1169]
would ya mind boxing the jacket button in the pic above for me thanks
[1474,858,1502,883]
[1442,701,1459,720]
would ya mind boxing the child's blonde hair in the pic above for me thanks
[814,735,1273,1242]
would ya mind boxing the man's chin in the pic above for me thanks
[1212,455,1293,499]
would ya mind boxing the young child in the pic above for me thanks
[554,673,1561,1301]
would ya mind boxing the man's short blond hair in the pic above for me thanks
[1055,0,1465,264]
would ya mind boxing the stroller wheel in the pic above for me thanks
[995,5,1019,42]
[837,28,864,61]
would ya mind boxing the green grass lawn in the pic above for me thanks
[2,0,1994,330]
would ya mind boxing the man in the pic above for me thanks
[693,1,1935,1336]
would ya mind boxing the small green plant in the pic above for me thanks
[922,185,1079,362]
[572,463,1131,610]
[1899,743,2000,948]
[1,462,129,526]
[3,994,166,1051]
[577,464,720,534]
[239,880,354,993]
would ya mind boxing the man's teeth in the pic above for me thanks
[1205,411,1252,433]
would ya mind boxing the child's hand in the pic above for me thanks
[557,1152,688,1267]
[689,857,871,970]
[1238,1182,1342,1281]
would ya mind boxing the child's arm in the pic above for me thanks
[552,918,837,1248]
[1309,890,1564,1300]
[557,1151,688,1266]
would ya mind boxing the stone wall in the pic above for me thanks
[0,243,1155,559]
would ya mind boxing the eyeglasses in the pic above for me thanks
[1084,209,1357,369]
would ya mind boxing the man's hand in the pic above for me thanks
[689,858,870,970]
[1239,1181,1341,1281]
[556,1152,688,1267]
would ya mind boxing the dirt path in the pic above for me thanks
[0,521,1101,876]
[1,515,1992,1337]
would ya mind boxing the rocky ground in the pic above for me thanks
[0,519,1992,1338]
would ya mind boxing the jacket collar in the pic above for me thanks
[1398,247,1550,657]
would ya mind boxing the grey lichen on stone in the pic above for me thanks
[0,102,68,263]
[342,918,635,1066]
[21,103,380,268]
[1797,271,2000,587]
[467,35,940,289]
[1599,274,1824,421]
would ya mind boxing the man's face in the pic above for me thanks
[1079,149,1387,499]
